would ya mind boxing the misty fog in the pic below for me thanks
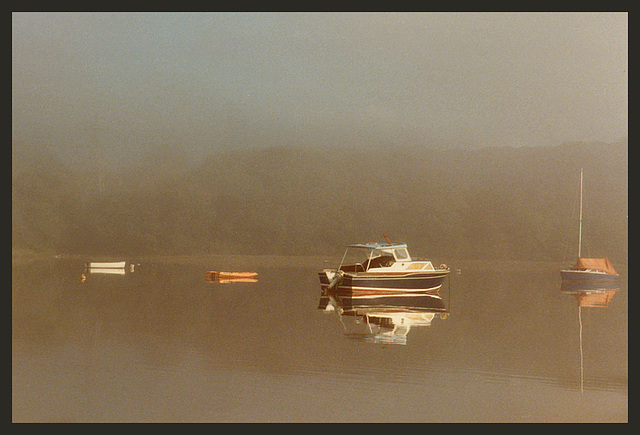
[12,13,628,264]
[12,139,628,264]
[12,13,627,169]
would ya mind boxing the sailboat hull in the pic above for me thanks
[560,269,620,284]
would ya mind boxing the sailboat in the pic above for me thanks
[560,169,620,285]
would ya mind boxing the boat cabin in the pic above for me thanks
[338,242,428,273]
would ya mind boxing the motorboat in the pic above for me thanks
[318,237,450,295]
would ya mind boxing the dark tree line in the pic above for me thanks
[12,140,628,264]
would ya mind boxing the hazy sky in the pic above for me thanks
[12,12,628,167]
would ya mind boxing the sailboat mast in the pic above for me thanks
[578,168,583,258]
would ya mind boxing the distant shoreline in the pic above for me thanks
[13,248,619,273]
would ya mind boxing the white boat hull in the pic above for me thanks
[86,261,126,269]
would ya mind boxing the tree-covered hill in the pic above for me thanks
[12,140,628,264]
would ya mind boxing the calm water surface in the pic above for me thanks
[12,256,627,422]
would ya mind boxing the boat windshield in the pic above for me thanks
[339,247,397,272]
[394,248,410,260]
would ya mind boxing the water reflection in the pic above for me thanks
[561,281,620,393]
[318,289,448,345]
[85,268,126,275]
[12,259,627,421]
[561,280,618,308]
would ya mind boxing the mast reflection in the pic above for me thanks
[318,288,449,345]
[561,280,619,393]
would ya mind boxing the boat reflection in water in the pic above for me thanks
[318,288,448,345]
[561,279,618,308]
[561,280,620,393]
